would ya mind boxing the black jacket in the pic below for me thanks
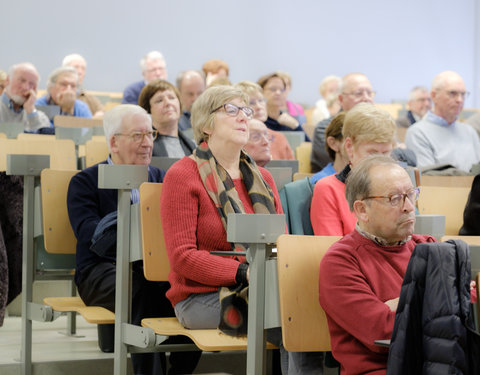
[460,174,480,235]
[387,240,480,375]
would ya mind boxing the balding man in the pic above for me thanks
[396,86,432,128]
[0,62,51,132]
[122,51,168,105]
[176,70,205,131]
[405,71,480,172]
[311,73,375,172]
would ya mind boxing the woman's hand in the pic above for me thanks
[277,112,299,129]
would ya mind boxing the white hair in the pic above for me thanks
[47,66,78,90]
[8,62,40,82]
[319,75,341,97]
[139,50,165,72]
[103,105,152,152]
[62,53,86,67]
[408,86,429,101]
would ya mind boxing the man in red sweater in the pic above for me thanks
[319,155,436,375]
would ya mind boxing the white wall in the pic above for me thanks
[1,0,478,108]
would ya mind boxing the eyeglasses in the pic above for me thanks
[442,90,470,100]
[249,131,274,144]
[362,187,420,207]
[249,98,266,106]
[343,90,376,99]
[115,130,158,143]
[211,103,254,119]
[265,87,286,94]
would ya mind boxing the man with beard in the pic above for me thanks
[0,62,50,132]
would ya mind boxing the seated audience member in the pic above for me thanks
[202,59,229,87]
[62,53,104,117]
[36,66,92,122]
[405,71,480,173]
[310,112,348,184]
[319,155,435,375]
[160,85,289,368]
[257,72,310,141]
[311,72,375,172]
[0,63,51,132]
[312,75,341,125]
[396,86,431,128]
[466,112,480,137]
[176,70,205,130]
[67,104,200,375]
[459,174,480,235]
[122,51,167,104]
[276,70,307,125]
[138,80,195,157]
[244,119,273,167]
[0,70,7,95]
[235,80,294,160]
[311,103,396,236]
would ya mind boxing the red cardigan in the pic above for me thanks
[310,173,356,235]
[160,157,283,306]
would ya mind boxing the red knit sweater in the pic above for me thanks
[310,173,356,235]
[160,157,283,306]
[319,230,436,375]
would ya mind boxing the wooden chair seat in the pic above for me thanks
[141,317,276,351]
[43,296,115,324]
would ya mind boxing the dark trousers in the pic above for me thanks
[77,261,201,375]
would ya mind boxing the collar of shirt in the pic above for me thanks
[1,92,23,114]
[425,110,456,126]
[355,223,411,246]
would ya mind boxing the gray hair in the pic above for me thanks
[139,51,165,72]
[47,66,78,90]
[103,105,152,152]
[176,70,205,89]
[408,86,429,101]
[319,75,341,97]
[191,85,248,144]
[62,53,86,67]
[345,155,399,211]
[8,62,40,82]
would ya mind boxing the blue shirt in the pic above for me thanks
[35,95,92,125]
[310,162,336,184]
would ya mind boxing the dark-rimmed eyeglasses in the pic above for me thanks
[362,187,420,207]
[211,103,254,119]
[114,130,158,143]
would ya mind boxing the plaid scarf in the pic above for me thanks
[190,141,277,251]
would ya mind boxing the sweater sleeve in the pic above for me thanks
[405,125,436,167]
[160,159,243,287]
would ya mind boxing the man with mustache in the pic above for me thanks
[0,62,50,132]
[319,155,436,375]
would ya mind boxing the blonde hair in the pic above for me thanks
[191,86,248,144]
[343,103,396,146]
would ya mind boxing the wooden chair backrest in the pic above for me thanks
[0,133,6,138]
[276,234,341,351]
[0,138,76,171]
[85,139,109,168]
[420,175,474,188]
[293,172,314,181]
[40,169,79,254]
[375,103,403,119]
[302,122,315,140]
[418,186,470,235]
[396,127,407,143]
[17,133,56,141]
[296,142,312,173]
[139,182,170,281]
[53,115,103,128]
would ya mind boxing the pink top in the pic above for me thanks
[310,174,356,235]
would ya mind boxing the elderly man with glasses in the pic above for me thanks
[311,72,376,172]
[319,155,436,375]
[67,104,201,375]
[405,71,480,173]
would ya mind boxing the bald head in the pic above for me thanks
[339,73,374,111]
[431,71,466,124]
[177,70,205,112]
